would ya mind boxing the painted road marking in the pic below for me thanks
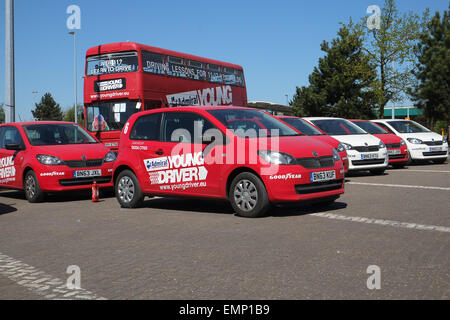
[0,252,106,300]
[310,213,450,233]
[394,169,450,174]
[347,182,450,191]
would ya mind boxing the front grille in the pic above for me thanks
[386,143,401,149]
[422,151,447,157]
[353,146,379,152]
[423,141,443,146]
[295,180,343,195]
[64,159,104,168]
[351,159,386,166]
[59,176,111,187]
[389,154,407,160]
[296,156,335,169]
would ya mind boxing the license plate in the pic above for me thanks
[388,149,401,155]
[73,169,102,178]
[361,153,378,160]
[311,170,336,183]
[429,147,441,152]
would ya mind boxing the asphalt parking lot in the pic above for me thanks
[0,160,449,300]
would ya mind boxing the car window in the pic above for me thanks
[130,113,161,141]
[376,122,395,134]
[162,112,217,143]
[0,126,24,149]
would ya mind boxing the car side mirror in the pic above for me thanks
[5,144,24,151]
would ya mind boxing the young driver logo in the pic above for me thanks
[0,156,16,182]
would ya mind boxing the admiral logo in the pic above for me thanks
[94,78,126,92]
[144,157,169,172]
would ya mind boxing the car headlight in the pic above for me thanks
[258,150,296,165]
[341,143,353,150]
[36,155,64,166]
[332,149,341,161]
[379,141,386,149]
[400,139,406,146]
[443,138,448,145]
[407,138,423,144]
[103,151,117,163]
[336,143,346,152]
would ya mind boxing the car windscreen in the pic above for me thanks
[387,121,430,133]
[86,101,139,132]
[23,124,97,146]
[311,119,367,135]
[208,109,299,138]
[352,121,388,134]
[282,118,323,136]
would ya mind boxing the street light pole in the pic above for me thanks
[5,0,15,123]
[69,31,77,124]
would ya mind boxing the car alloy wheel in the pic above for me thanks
[234,179,258,212]
[118,176,135,204]
[25,175,36,199]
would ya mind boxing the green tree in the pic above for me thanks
[408,8,449,129]
[0,103,5,123]
[63,104,84,126]
[31,93,63,121]
[357,0,429,118]
[292,25,378,119]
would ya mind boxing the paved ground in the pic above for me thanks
[0,160,449,300]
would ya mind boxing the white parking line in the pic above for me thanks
[0,252,106,300]
[347,182,450,191]
[310,213,450,233]
[394,169,450,174]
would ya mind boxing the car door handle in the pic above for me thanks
[155,149,164,155]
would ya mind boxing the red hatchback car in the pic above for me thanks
[113,107,345,218]
[276,116,349,173]
[0,122,116,202]
[350,120,409,168]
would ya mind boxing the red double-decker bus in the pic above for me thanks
[83,42,247,150]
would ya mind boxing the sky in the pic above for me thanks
[0,0,448,121]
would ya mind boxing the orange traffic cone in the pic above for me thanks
[92,181,99,202]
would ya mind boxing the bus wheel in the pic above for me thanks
[116,170,144,208]
[24,171,45,203]
[229,172,269,218]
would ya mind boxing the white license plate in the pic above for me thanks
[311,170,336,183]
[429,147,441,152]
[388,149,401,155]
[73,169,102,178]
[361,153,378,160]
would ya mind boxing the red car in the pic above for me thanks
[277,116,349,173]
[350,120,409,168]
[113,107,345,218]
[0,122,116,202]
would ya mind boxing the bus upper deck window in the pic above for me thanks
[207,64,223,84]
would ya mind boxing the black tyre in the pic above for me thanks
[24,171,45,203]
[229,172,269,218]
[115,170,144,208]
[369,168,386,175]
[432,158,447,164]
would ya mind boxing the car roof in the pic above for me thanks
[303,117,344,121]
[138,106,259,114]
[1,121,78,127]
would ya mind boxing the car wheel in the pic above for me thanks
[24,171,45,203]
[115,170,144,208]
[432,158,447,164]
[229,172,269,218]
[369,168,386,175]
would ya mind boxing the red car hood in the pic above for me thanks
[247,135,335,158]
[309,135,340,148]
[31,143,109,161]
[372,133,403,144]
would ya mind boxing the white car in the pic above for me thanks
[372,119,449,164]
[304,117,388,174]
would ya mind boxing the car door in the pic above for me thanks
[0,126,26,189]
[155,111,222,197]
[127,112,163,191]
